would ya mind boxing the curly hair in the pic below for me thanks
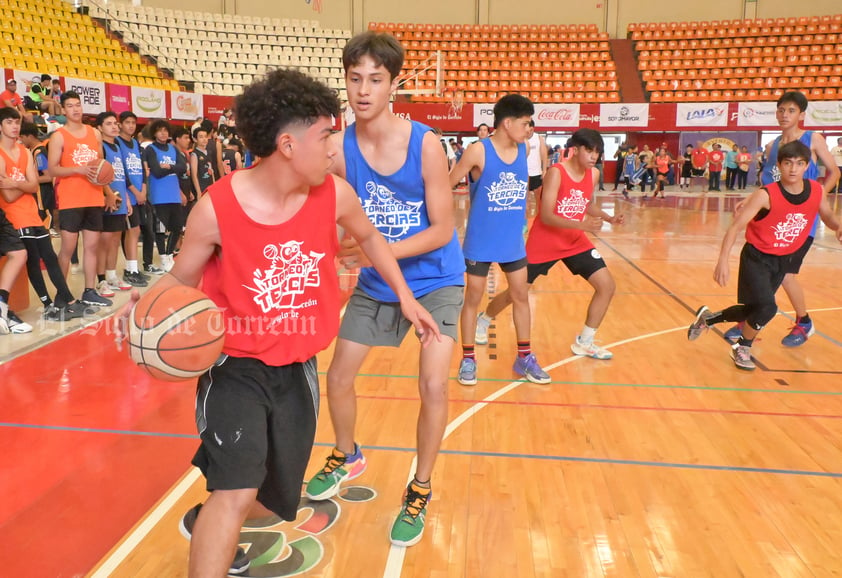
[234,68,339,158]
[147,119,171,138]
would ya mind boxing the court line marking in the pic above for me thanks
[90,467,202,578]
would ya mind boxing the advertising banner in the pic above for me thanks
[805,101,842,127]
[131,86,166,118]
[736,102,777,127]
[107,84,131,115]
[171,91,203,121]
[676,102,728,127]
[599,103,649,128]
[64,77,106,114]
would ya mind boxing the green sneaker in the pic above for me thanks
[305,445,366,500]
[389,481,431,547]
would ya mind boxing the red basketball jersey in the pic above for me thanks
[526,163,595,263]
[745,180,822,255]
[202,172,341,366]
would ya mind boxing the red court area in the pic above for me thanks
[0,320,199,577]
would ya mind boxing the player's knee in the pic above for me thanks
[747,302,776,329]
[589,268,614,297]
[418,375,448,403]
[209,488,259,516]
[326,367,356,393]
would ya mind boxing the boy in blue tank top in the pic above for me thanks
[448,94,551,387]
[723,91,839,347]
[117,111,152,285]
[304,31,465,548]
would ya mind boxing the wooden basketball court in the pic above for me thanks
[2,190,841,577]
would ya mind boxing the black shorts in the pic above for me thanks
[0,209,24,255]
[154,202,184,234]
[16,225,50,240]
[691,168,705,177]
[59,206,104,233]
[192,355,320,521]
[102,213,129,233]
[783,236,813,275]
[737,243,789,306]
[465,257,528,277]
[126,205,141,228]
[528,175,543,191]
[527,247,607,283]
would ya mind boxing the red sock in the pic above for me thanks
[517,341,531,358]
[462,345,475,360]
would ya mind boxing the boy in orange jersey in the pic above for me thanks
[0,109,85,324]
[687,140,842,370]
[47,90,113,307]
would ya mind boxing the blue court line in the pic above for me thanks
[3,422,838,478]
[313,442,842,479]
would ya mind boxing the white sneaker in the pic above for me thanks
[571,336,613,360]
[161,254,174,272]
[70,263,82,275]
[475,313,491,345]
[0,300,9,335]
[96,280,116,298]
[7,311,33,334]
[106,276,132,291]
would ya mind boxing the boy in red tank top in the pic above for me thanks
[115,69,439,578]
[687,141,842,370]
[479,128,625,360]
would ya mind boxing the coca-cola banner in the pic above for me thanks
[736,102,777,127]
[64,77,106,115]
[533,104,580,128]
[170,91,203,121]
[676,102,728,127]
[599,103,649,128]
[804,101,842,127]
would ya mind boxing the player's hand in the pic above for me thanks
[160,163,172,170]
[84,165,98,179]
[127,203,133,217]
[136,189,147,204]
[400,297,442,347]
[713,259,729,287]
[733,199,747,215]
[338,238,372,269]
[113,289,141,351]
[609,214,625,225]
[181,192,188,206]
[104,191,119,211]
[581,215,604,232]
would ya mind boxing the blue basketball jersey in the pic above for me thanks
[117,136,143,205]
[102,142,128,216]
[344,120,465,302]
[147,143,181,205]
[462,138,528,263]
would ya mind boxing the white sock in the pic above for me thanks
[126,260,138,274]
[579,325,597,343]
[478,312,492,323]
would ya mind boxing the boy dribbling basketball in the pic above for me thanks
[115,69,439,577]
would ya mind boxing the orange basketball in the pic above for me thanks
[128,284,225,382]
[87,158,115,186]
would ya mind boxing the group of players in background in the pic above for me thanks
[1,27,840,577]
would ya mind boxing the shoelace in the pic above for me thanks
[788,324,808,338]
[320,452,347,476]
[403,488,430,519]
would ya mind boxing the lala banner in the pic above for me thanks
[804,101,842,127]
[736,102,777,127]
[599,103,649,128]
[676,102,729,127]
[107,84,131,115]
[64,77,106,114]
[170,91,203,121]
[131,87,166,118]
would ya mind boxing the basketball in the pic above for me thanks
[128,284,225,382]
[87,158,115,186]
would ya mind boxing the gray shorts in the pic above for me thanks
[338,285,463,346]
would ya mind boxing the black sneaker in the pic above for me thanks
[144,264,166,275]
[43,304,62,321]
[61,302,90,320]
[123,269,148,287]
[178,503,250,575]
[81,288,113,307]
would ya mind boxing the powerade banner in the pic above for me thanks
[599,103,649,127]
[171,91,203,121]
[676,102,728,127]
[131,87,166,118]
[804,101,842,127]
[736,102,777,127]
[64,77,106,114]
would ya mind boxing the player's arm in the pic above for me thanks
[714,187,770,287]
[34,150,51,184]
[585,168,624,225]
[387,130,455,259]
[817,194,842,242]
[46,130,89,178]
[448,136,482,189]
[215,140,225,178]
[0,150,38,201]
[114,194,220,344]
[103,183,119,211]
[335,176,441,345]
[189,152,202,196]
[812,132,841,195]
[539,135,548,174]
[538,166,603,232]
